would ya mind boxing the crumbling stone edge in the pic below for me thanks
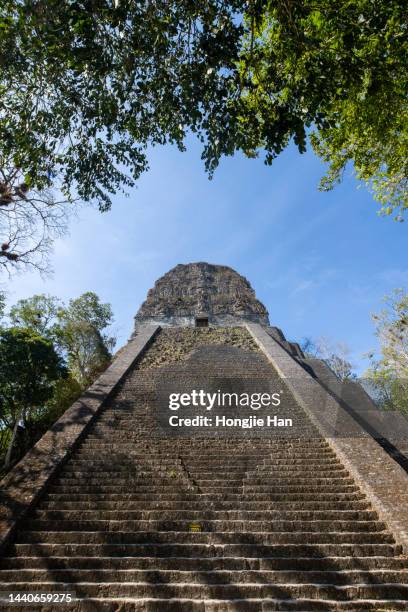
[246,322,408,554]
[0,324,161,554]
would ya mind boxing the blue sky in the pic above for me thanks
[4,138,407,373]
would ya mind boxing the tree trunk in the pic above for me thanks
[4,408,23,470]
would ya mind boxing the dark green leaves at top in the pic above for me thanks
[0,1,406,216]
[0,327,67,412]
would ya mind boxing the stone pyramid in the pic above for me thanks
[0,262,407,610]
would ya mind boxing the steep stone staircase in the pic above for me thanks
[0,330,407,610]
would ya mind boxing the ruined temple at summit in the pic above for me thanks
[135,262,270,327]
[0,262,408,610]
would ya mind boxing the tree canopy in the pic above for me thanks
[366,288,408,415]
[371,288,408,377]
[240,1,408,219]
[0,1,406,218]
[56,293,115,384]
[9,293,62,336]
[0,290,116,469]
[0,326,67,467]
[10,291,116,385]
[0,327,66,412]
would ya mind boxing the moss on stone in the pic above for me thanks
[136,327,260,370]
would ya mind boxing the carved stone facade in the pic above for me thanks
[134,262,270,329]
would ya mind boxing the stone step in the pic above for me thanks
[47,477,357,488]
[15,531,394,545]
[251,463,343,470]
[87,431,319,437]
[74,446,335,454]
[0,596,405,611]
[9,543,402,558]
[61,468,349,479]
[76,438,331,448]
[60,473,353,485]
[40,497,371,510]
[73,460,343,471]
[77,438,330,445]
[55,476,197,485]
[22,519,388,534]
[84,429,317,436]
[52,481,360,494]
[213,459,342,466]
[74,456,334,464]
[242,477,354,485]
[90,430,318,437]
[45,490,366,501]
[73,452,338,460]
[81,445,329,451]
[31,510,379,521]
[1,555,406,571]
[0,568,407,585]
[66,458,338,468]
[79,436,330,443]
[67,459,249,467]
[71,460,338,470]
[0,581,407,600]
[76,445,333,453]
[240,486,360,493]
